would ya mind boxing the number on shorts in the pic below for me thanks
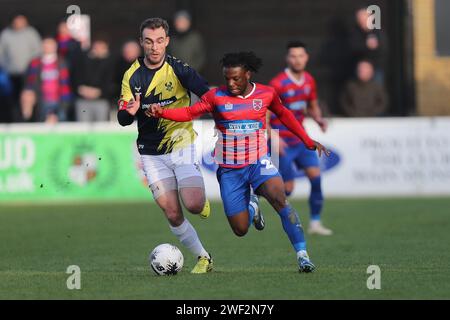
[261,158,275,170]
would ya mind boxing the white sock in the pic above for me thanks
[169,219,210,259]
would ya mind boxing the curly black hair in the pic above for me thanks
[220,51,263,73]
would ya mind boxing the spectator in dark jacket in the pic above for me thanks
[72,38,113,122]
[349,7,386,84]
[0,66,13,123]
[340,59,388,117]
[113,40,141,100]
[169,10,206,73]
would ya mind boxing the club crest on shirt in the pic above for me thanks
[225,102,233,110]
[165,82,173,91]
[252,99,263,111]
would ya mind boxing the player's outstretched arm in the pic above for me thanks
[277,107,330,157]
[147,90,215,121]
[147,103,193,121]
[269,91,330,156]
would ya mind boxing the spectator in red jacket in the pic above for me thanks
[21,36,72,123]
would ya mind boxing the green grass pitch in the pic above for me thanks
[1,197,449,299]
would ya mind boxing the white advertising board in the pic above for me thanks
[193,117,450,198]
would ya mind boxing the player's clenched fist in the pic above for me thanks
[126,94,141,116]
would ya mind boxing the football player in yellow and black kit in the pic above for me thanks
[117,18,212,274]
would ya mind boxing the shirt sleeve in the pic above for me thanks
[268,88,315,149]
[117,70,135,126]
[118,70,133,108]
[161,89,215,121]
[172,58,210,97]
[309,77,318,101]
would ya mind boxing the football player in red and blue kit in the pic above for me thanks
[269,41,333,236]
[149,52,330,272]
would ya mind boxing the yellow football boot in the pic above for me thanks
[190,255,213,274]
[199,199,211,219]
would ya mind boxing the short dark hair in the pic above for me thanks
[220,51,263,73]
[139,18,169,37]
[286,41,307,51]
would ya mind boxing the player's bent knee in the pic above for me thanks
[179,178,206,214]
[273,194,287,211]
[185,202,204,215]
[181,195,205,214]
[230,220,249,237]
[232,226,248,237]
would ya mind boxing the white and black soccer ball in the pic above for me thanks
[149,243,184,275]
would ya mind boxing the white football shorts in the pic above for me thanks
[140,143,204,195]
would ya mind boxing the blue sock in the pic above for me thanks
[309,176,323,221]
[247,201,255,228]
[278,205,306,252]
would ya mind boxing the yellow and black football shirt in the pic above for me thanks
[117,55,209,155]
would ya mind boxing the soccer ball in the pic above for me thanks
[149,243,184,275]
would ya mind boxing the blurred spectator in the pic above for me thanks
[56,19,82,70]
[169,10,206,73]
[340,59,388,117]
[113,40,141,98]
[0,66,13,122]
[56,19,83,121]
[21,37,72,123]
[0,14,42,121]
[72,38,113,122]
[319,18,353,115]
[349,7,386,84]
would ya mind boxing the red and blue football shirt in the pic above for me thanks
[269,69,317,146]
[159,83,316,168]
